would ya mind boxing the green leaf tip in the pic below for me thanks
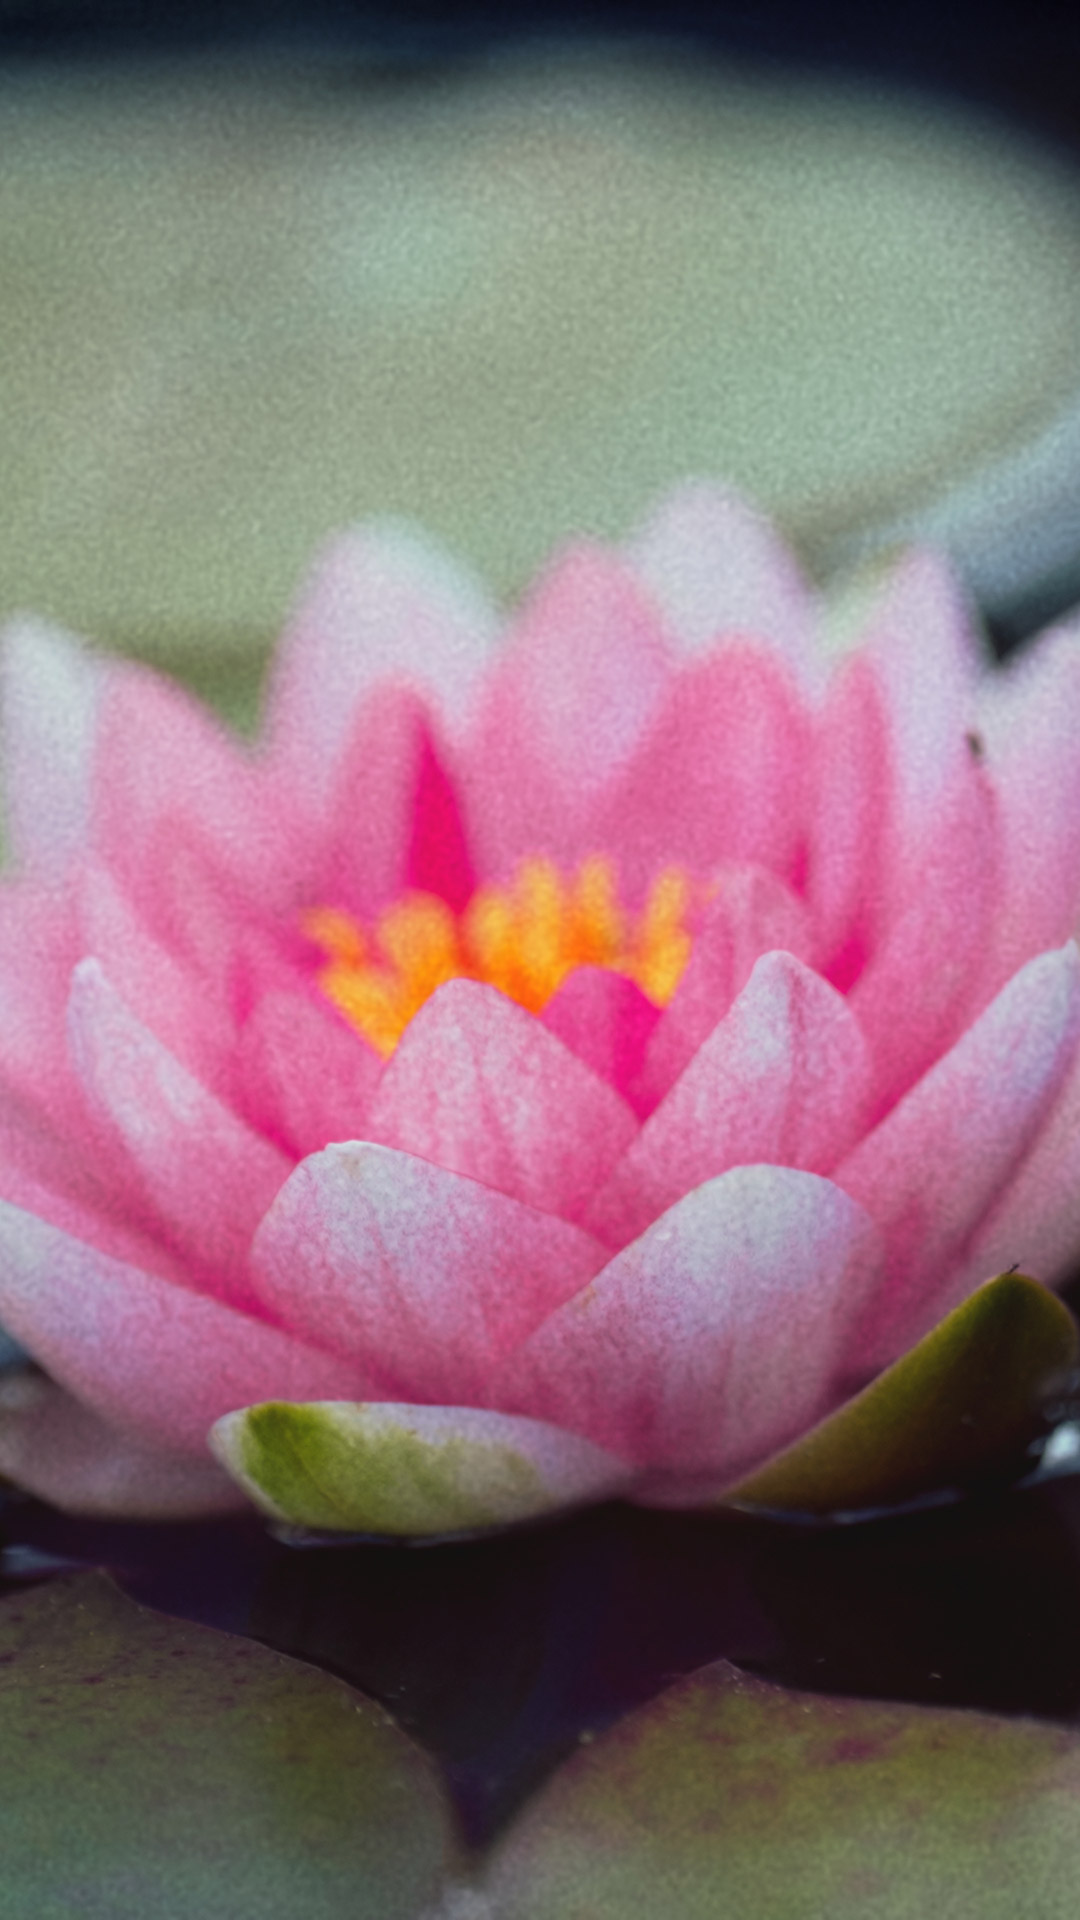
[725,1270,1078,1517]
[212,1399,550,1535]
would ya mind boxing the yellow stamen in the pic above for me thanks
[507,858,570,1011]
[570,856,625,969]
[305,856,698,1057]
[299,905,368,968]
[632,869,694,1005]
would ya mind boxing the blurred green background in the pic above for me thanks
[2,44,1080,730]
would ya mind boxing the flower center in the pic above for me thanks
[303,857,695,1058]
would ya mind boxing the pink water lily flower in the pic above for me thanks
[0,482,1078,1530]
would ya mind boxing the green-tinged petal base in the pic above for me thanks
[719,1271,1078,1517]
[210,1400,632,1536]
[0,1571,454,1919]
[483,1657,1080,1919]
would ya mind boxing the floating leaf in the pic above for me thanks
[0,1571,455,1918]
[724,1271,1077,1515]
[484,1656,1080,1918]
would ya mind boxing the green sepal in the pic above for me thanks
[725,1271,1078,1516]
[212,1400,560,1536]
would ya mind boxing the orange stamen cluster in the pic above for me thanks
[303,856,695,1058]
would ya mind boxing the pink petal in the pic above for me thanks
[596,642,811,899]
[977,616,1080,997]
[0,878,82,1134]
[404,724,476,911]
[77,862,238,1102]
[250,1142,607,1405]
[810,560,1001,1109]
[317,686,464,919]
[0,1119,195,1284]
[461,542,674,878]
[860,547,984,846]
[813,552,984,975]
[846,747,1001,1116]
[587,951,871,1247]
[125,829,250,1007]
[627,481,815,678]
[540,968,660,1112]
[265,521,496,824]
[835,941,1080,1370]
[0,616,105,874]
[238,988,381,1158]
[0,1201,377,1452]
[366,979,639,1225]
[950,1027,1080,1300]
[0,1372,246,1518]
[92,664,292,918]
[493,1165,883,1481]
[0,898,149,1230]
[67,959,291,1307]
[804,652,890,987]
[639,864,814,1107]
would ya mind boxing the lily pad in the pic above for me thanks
[724,1271,1077,1516]
[0,1571,456,1919]
[483,1657,1080,1919]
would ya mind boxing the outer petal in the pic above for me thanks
[264,520,496,821]
[67,960,291,1306]
[250,1142,607,1405]
[121,829,251,1008]
[494,1166,883,1481]
[639,864,814,1107]
[587,952,870,1248]
[596,642,811,899]
[0,1372,246,1518]
[813,551,987,1003]
[211,1401,633,1536]
[237,989,381,1158]
[977,615,1080,997]
[461,543,674,877]
[627,481,816,679]
[0,616,104,874]
[0,898,155,1230]
[366,979,638,1225]
[92,663,292,919]
[0,1201,377,1453]
[0,879,82,1135]
[77,862,238,1102]
[847,745,1001,1115]
[804,651,890,987]
[0,1139,198,1287]
[856,546,984,841]
[939,1028,1080,1309]
[835,941,1080,1370]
